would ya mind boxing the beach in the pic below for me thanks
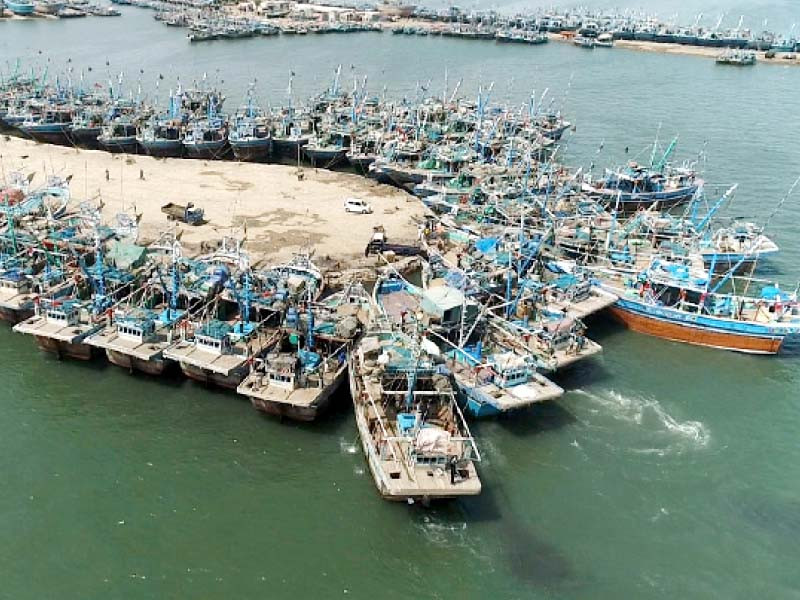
[0,135,426,265]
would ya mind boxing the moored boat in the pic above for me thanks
[349,327,481,502]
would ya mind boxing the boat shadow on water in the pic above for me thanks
[479,400,580,439]
[405,479,580,590]
[735,491,800,548]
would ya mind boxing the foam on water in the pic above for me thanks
[338,438,359,455]
[572,389,711,450]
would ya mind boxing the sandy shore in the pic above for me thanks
[610,39,800,66]
[0,136,426,266]
[383,19,800,67]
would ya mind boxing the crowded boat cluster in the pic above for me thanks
[0,0,120,18]
[2,63,799,503]
[98,0,800,56]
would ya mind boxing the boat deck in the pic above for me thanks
[356,373,481,499]
[450,361,564,408]
[551,337,603,369]
[0,289,33,310]
[379,291,420,324]
[85,327,171,362]
[163,334,275,375]
[163,340,249,375]
[547,287,618,319]
[238,365,345,408]
[13,314,100,342]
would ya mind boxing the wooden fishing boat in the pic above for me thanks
[597,258,800,354]
[349,328,481,502]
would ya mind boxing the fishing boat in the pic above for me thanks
[85,239,191,375]
[582,161,701,211]
[349,327,481,502]
[98,118,139,153]
[238,329,350,421]
[228,88,272,162]
[496,29,548,44]
[137,116,184,157]
[68,107,105,148]
[238,280,370,420]
[573,36,596,48]
[595,32,614,47]
[18,107,74,145]
[0,253,70,324]
[34,0,65,14]
[699,222,779,272]
[597,257,800,354]
[271,120,311,158]
[446,345,564,417]
[13,238,139,359]
[4,0,35,15]
[183,117,228,159]
[303,134,348,168]
[136,90,186,158]
[716,48,757,66]
[13,298,102,360]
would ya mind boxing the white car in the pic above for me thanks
[344,198,373,214]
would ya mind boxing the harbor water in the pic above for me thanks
[2,5,800,598]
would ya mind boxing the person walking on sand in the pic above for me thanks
[105,168,109,181]
[139,169,145,181]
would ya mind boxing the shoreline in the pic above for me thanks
[0,135,426,267]
[4,8,799,67]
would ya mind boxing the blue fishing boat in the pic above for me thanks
[18,107,74,145]
[597,257,800,354]
[4,0,35,15]
[447,345,564,417]
[228,87,272,162]
[136,91,184,158]
[98,118,139,153]
[583,160,700,211]
[137,116,183,157]
[183,94,228,159]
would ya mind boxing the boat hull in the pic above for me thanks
[5,1,35,14]
[607,304,784,354]
[230,139,272,162]
[106,349,169,376]
[0,306,35,325]
[34,336,94,360]
[248,368,346,422]
[138,140,184,158]
[272,137,308,157]
[98,136,139,154]
[180,362,246,389]
[68,126,102,148]
[591,185,698,211]
[304,147,347,168]
[184,140,229,160]
[347,155,376,172]
[19,124,71,145]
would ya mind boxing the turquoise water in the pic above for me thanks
[2,8,800,599]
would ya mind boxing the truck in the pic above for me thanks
[364,226,425,257]
[161,202,205,225]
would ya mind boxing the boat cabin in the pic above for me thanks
[195,321,234,355]
[0,272,30,295]
[264,353,298,389]
[43,300,81,326]
[485,353,531,388]
[116,318,155,342]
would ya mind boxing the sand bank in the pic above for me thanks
[0,136,426,266]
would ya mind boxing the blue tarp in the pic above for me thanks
[474,237,499,254]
